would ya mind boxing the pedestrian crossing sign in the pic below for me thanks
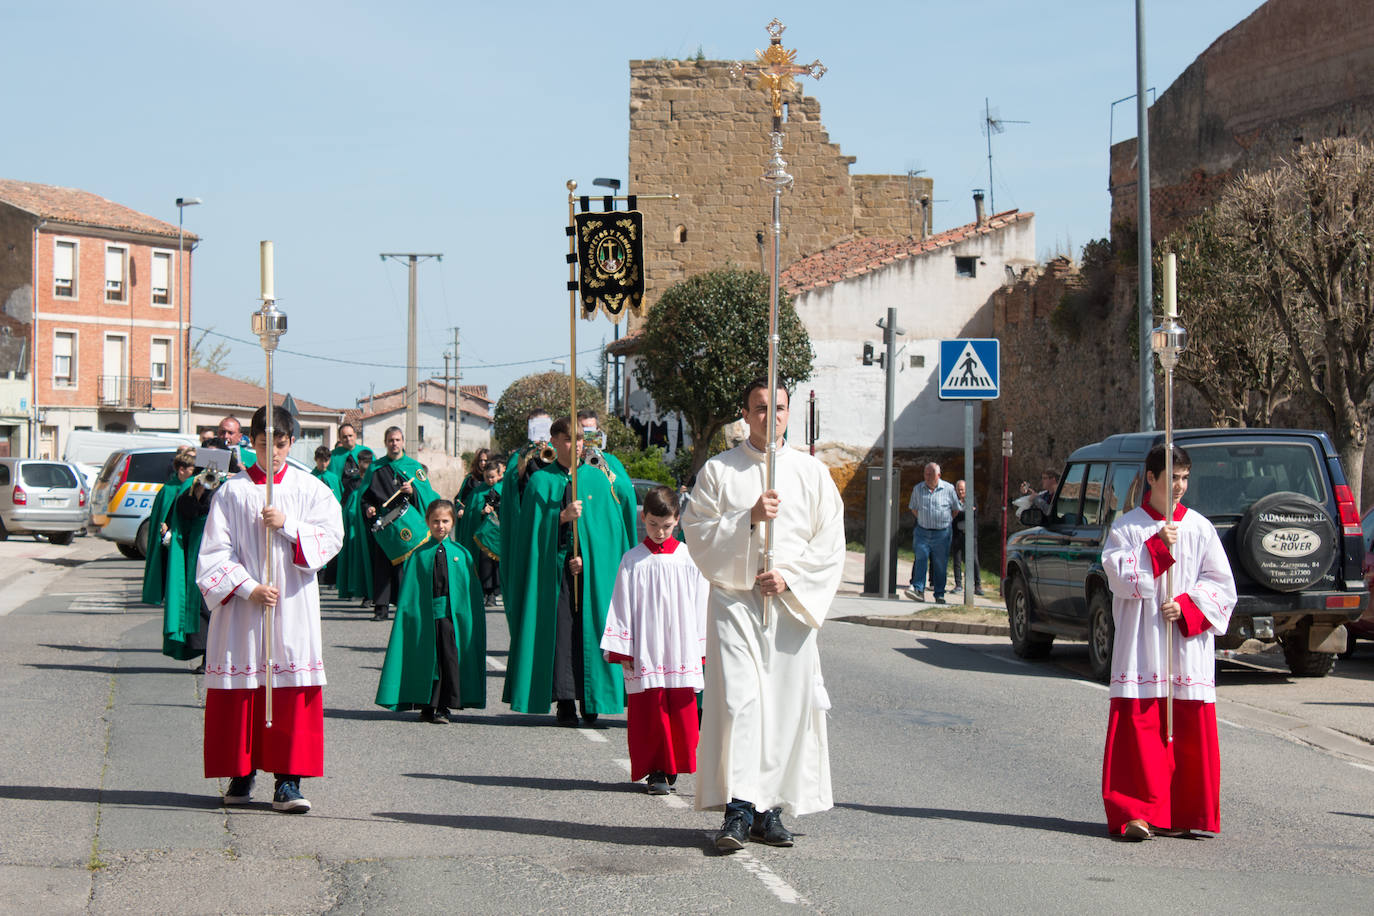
[938,339,1000,399]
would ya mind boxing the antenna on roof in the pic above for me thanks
[981,97,1028,215]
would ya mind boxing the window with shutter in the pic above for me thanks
[54,241,76,297]
[105,247,126,302]
[53,331,75,385]
[151,252,171,305]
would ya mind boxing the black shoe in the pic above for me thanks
[555,699,578,727]
[934,596,946,605]
[484,594,497,608]
[975,588,986,597]
[715,811,749,852]
[579,701,598,725]
[749,806,795,847]
[419,706,436,723]
[224,771,255,805]
[646,772,671,795]
[667,773,678,787]
[272,777,311,813]
[372,607,389,621]
[433,707,450,724]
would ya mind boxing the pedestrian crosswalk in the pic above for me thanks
[59,591,142,614]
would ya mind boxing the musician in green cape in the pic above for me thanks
[576,408,639,532]
[326,422,368,499]
[502,416,635,725]
[375,499,487,721]
[456,460,503,607]
[142,447,197,607]
[335,447,376,602]
[164,458,218,664]
[361,427,438,621]
[499,409,553,624]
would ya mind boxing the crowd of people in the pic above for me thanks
[138,393,1233,844]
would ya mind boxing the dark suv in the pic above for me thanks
[1004,428,1366,679]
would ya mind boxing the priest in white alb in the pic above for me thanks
[1101,443,1235,840]
[682,380,845,853]
[197,405,344,814]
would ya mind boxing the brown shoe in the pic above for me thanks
[1122,819,1152,841]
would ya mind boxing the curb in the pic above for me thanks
[836,614,1010,637]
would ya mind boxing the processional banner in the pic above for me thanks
[574,210,644,322]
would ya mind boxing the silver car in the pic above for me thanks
[0,458,87,545]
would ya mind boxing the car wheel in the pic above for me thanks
[1087,590,1114,683]
[1340,633,1357,659]
[1281,632,1338,677]
[1006,574,1053,659]
[117,542,141,559]
[48,531,75,546]
[133,521,150,560]
[1236,492,1338,593]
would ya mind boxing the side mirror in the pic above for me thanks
[1019,507,1045,527]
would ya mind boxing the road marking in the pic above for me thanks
[700,833,810,906]
[1348,761,1374,773]
[1074,680,1108,692]
[614,758,688,809]
[485,655,506,672]
[580,729,608,744]
[1218,717,1247,730]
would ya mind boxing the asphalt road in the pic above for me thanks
[1,539,1373,914]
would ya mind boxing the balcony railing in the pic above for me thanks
[98,376,153,409]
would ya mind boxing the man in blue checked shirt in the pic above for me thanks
[905,462,961,604]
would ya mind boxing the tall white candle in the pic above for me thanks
[260,241,275,301]
[1163,251,1177,318]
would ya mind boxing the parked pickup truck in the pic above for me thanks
[1004,428,1367,679]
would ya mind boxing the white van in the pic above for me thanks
[63,430,197,490]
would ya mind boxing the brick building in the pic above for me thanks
[0,179,198,458]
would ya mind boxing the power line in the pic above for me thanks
[190,325,601,371]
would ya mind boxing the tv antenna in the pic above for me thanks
[981,97,1028,215]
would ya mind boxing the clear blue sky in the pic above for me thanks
[2,0,1265,411]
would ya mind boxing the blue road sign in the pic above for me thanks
[939,339,1000,399]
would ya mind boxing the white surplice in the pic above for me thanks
[197,464,344,690]
[600,540,710,693]
[682,441,846,816]
[1101,504,1236,702]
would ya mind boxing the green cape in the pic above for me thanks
[141,474,190,606]
[327,443,368,496]
[497,450,525,619]
[335,448,377,600]
[455,480,494,557]
[375,537,487,710]
[311,466,343,502]
[162,489,209,661]
[501,460,632,715]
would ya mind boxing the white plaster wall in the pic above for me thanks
[362,405,491,455]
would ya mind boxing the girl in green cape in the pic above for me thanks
[375,499,487,722]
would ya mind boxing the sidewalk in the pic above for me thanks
[833,550,1009,636]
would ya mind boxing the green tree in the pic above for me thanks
[634,268,814,480]
[1163,209,1295,427]
[492,371,635,454]
[1216,138,1374,495]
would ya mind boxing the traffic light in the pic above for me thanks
[862,341,875,366]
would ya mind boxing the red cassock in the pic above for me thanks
[1102,697,1220,834]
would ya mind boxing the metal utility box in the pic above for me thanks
[863,465,902,596]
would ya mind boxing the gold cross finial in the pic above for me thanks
[730,19,826,123]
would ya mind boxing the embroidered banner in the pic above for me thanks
[574,210,644,322]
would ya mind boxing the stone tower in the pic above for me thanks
[627,58,933,320]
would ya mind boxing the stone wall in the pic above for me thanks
[627,59,932,324]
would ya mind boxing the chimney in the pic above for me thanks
[973,189,986,227]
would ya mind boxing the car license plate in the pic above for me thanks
[41,497,64,507]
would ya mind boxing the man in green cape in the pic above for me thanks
[334,448,376,602]
[502,416,635,725]
[142,449,196,607]
[375,501,486,719]
[213,416,257,470]
[499,409,552,624]
[326,422,368,498]
[361,427,438,620]
[577,408,639,532]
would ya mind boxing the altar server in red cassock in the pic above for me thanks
[197,406,344,814]
[600,485,709,796]
[1101,443,1235,840]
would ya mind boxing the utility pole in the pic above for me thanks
[442,352,451,456]
[379,253,441,448]
[451,327,461,457]
[1135,0,1156,431]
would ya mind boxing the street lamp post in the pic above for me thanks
[175,196,201,435]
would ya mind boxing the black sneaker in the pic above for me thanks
[224,772,255,805]
[579,701,598,726]
[715,810,749,852]
[419,706,436,724]
[272,778,311,813]
[555,699,578,727]
[750,807,795,847]
[667,773,678,787]
[484,594,497,608]
[433,707,450,724]
[372,606,389,621]
[646,772,671,795]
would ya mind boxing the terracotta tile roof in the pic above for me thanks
[0,178,197,241]
[605,328,644,357]
[359,378,493,422]
[781,210,1033,295]
[191,368,342,416]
